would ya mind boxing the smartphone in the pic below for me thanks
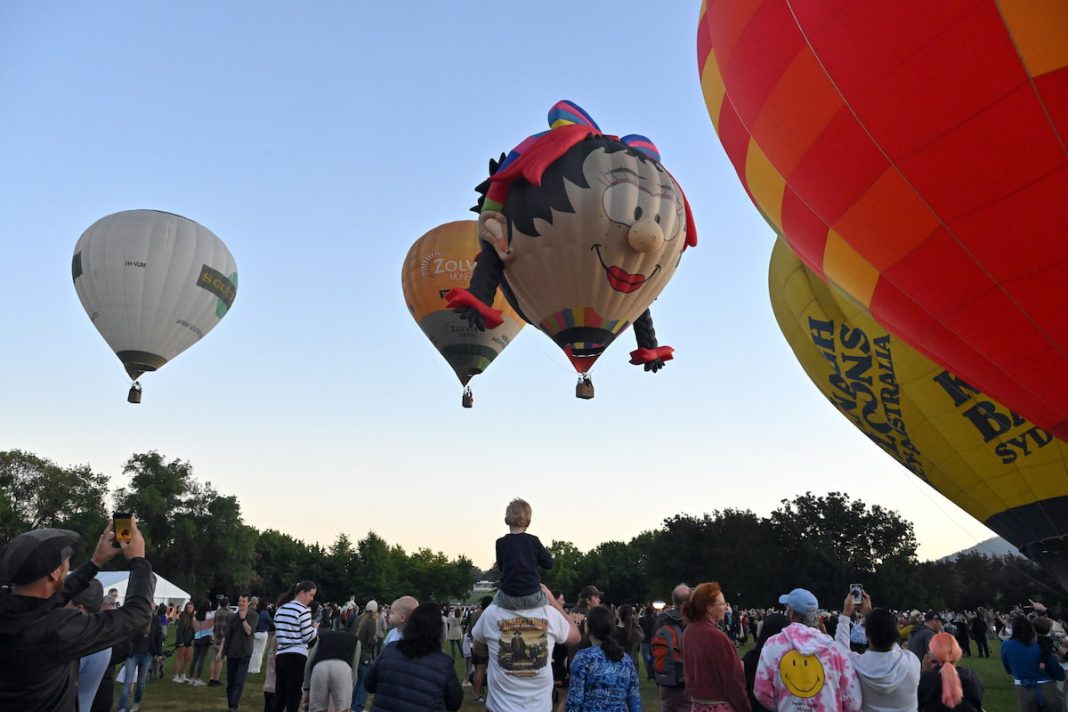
[112,512,133,548]
[849,583,863,605]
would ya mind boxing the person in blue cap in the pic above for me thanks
[753,588,862,712]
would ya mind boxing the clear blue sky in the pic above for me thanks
[0,1,996,570]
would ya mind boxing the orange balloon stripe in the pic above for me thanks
[996,0,1068,78]
[700,0,1068,442]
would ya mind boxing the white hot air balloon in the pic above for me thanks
[72,210,238,402]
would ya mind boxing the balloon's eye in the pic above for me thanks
[654,214,661,224]
[634,206,643,221]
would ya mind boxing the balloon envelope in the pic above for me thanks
[402,221,523,386]
[476,103,695,373]
[770,237,1068,587]
[699,2,1068,440]
[72,210,238,380]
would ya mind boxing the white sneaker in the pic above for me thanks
[131,705,140,712]
[193,679,206,686]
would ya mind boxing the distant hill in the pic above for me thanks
[940,537,1021,561]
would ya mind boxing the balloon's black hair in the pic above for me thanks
[633,310,659,351]
[502,135,656,239]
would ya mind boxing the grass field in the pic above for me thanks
[118,631,1018,711]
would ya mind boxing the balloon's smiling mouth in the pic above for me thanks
[592,245,660,293]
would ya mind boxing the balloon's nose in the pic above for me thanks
[628,220,664,253]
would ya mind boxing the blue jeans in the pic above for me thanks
[227,655,251,709]
[351,660,370,709]
[641,642,653,679]
[118,654,152,709]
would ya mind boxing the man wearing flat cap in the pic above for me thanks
[0,518,155,711]
[907,610,942,661]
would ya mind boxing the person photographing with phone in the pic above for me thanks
[218,593,257,712]
[0,515,156,711]
[833,588,920,711]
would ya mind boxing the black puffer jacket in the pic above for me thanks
[0,557,155,712]
[364,642,463,712]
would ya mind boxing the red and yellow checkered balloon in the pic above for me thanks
[698,1,1068,440]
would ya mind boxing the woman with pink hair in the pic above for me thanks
[917,632,984,711]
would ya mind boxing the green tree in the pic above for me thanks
[253,529,312,600]
[770,492,919,607]
[323,533,358,601]
[353,532,406,602]
[0,450,109,561]
[407,548,474,602]
[113,451,194,550]
[542,540,584,598]
[643,510,777,606]
[114,451,256,601]
[580,540,649,604]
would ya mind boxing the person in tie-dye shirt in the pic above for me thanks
[754,588,862,712]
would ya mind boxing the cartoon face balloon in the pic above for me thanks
[449,101,696,377]
[699,3,1068,440]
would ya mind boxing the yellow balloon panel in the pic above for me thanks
[402,221,523,385]
[769,237,1068,553]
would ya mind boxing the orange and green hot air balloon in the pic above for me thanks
[445,100,697,399]
[698,2,1068,441]
[402,221,523,407]
[770,237,1068,588]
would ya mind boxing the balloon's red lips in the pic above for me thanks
[593,244,660,294]
[607,266,646,293]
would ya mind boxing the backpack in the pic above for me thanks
[650,621,685,687]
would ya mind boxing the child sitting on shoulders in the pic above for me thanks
[494,498,553,610]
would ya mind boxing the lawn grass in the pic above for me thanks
[119,630,1018,711]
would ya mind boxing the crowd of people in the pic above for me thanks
[2,500,1068,712]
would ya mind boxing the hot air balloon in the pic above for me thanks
[446,100,697,399]
[402,221,524,407]
[770,236,1068,589]
[72,210,238,403]
[698,3,1068,439]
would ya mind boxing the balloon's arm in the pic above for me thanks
[630,309,673,373]
[445,289,503,330]
[446,240,507,331]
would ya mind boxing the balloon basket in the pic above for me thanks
[575,374,594,400]
[127,382,143,404]
[461,387,474,409]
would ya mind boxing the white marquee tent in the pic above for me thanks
[95,570,191,607]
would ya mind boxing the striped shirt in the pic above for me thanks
[274,600,316,656]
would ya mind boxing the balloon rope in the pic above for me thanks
[892,460,1066,596]
[521,330,573,373]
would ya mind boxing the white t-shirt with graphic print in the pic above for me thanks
[471,602,570,712]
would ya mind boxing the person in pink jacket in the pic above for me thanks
[754,588,862,712]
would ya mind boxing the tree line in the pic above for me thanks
[1,449,1064,611]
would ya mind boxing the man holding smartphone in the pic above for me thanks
[219,593,257,712]
[0,517,155,711]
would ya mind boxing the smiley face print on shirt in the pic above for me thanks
[778,649,826,698]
